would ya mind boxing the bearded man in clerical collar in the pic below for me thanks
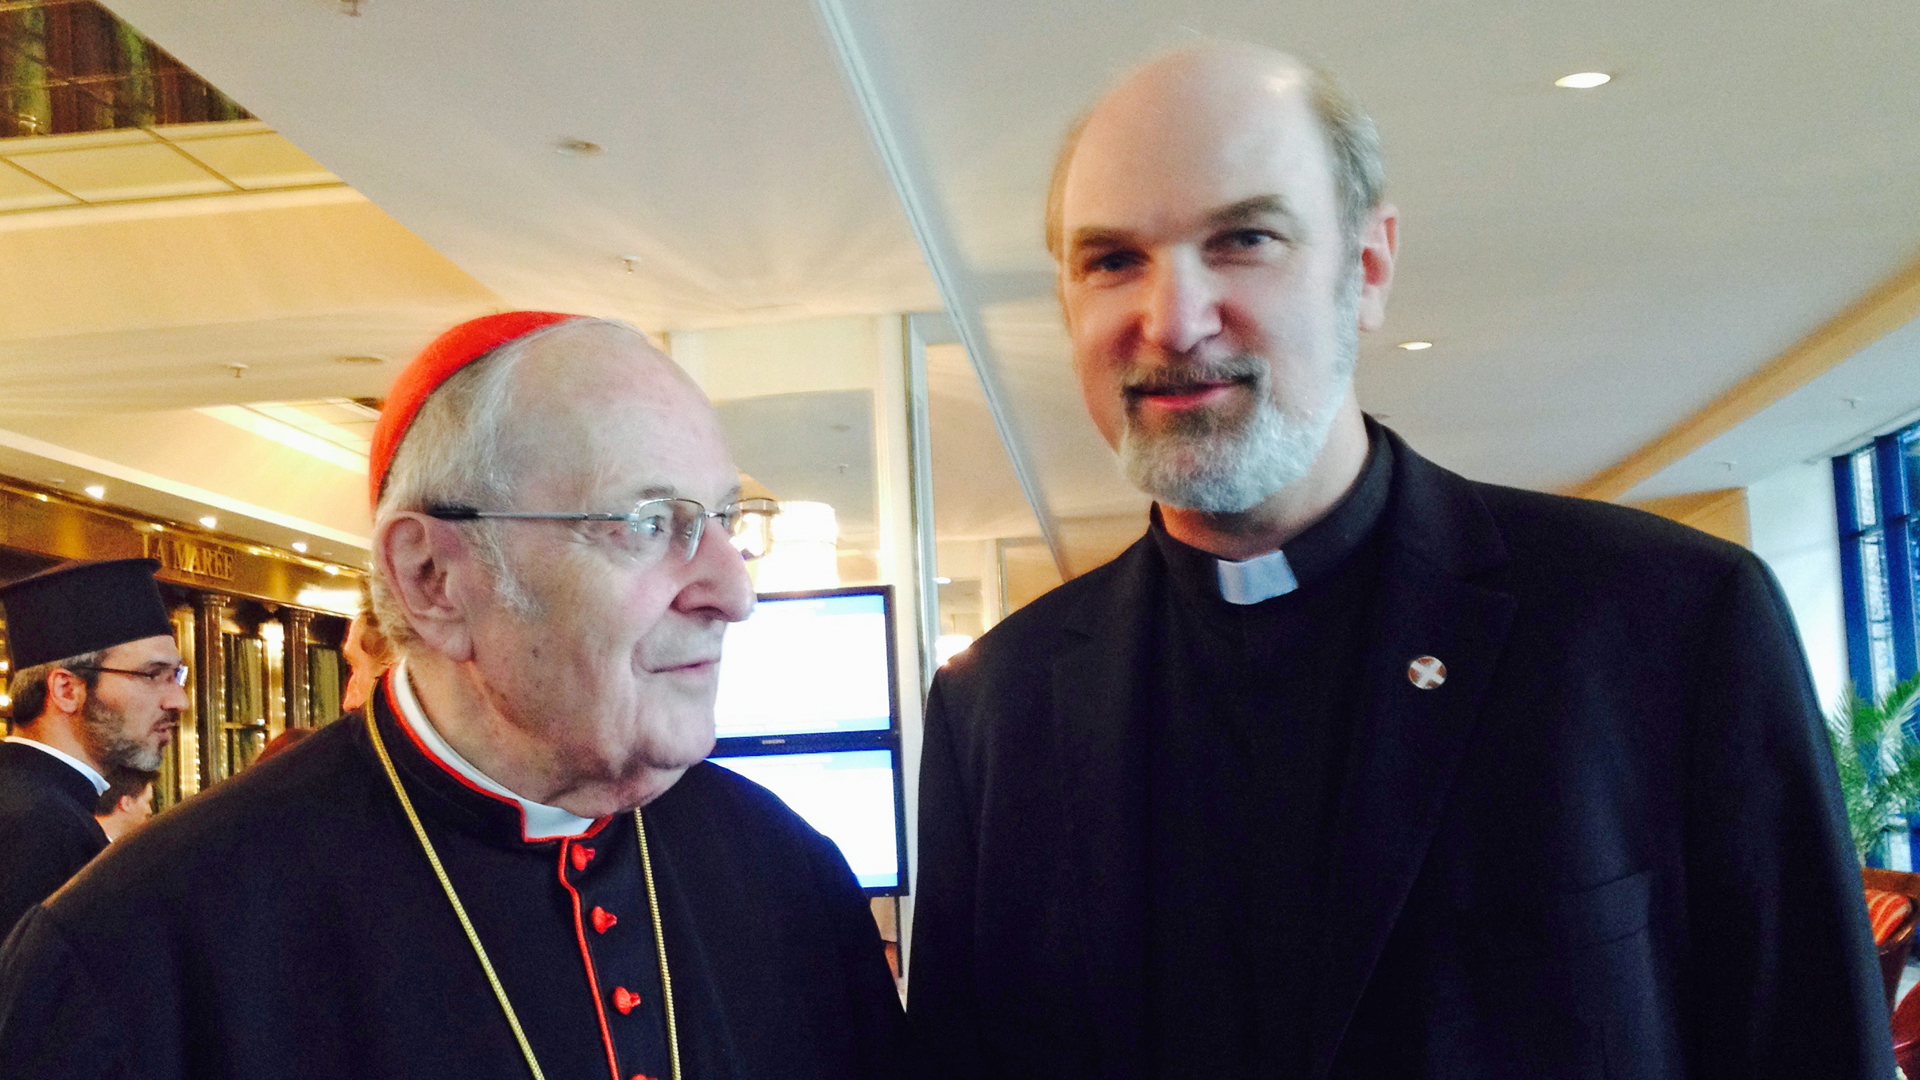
[0,313,908,1080]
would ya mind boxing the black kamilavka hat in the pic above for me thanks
[0,558,173,669]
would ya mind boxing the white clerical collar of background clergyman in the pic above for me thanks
[388,660,597,839]
[1152,420,1395,606]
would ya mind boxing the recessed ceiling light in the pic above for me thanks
[1398,340,1434,351]
[934,576,953,585]
[84,484,105,499]
[291,541,309,553]
[556,138,603,157]
[199,516,217,528]
[1554,72,1611,89]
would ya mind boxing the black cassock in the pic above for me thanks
[0,680,908,1079]
[0,741,107,940]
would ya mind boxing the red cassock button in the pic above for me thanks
[613,986,641,1014]
[631,1075,659,1080]
[571,844,595,872]
[592,906,618,933]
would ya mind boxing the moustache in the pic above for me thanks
[1121,357,1268,397]
[645,628,729,673]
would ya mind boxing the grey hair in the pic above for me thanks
[1045,53,1385,263]
[7,650,104,731]
[369,316,646,653]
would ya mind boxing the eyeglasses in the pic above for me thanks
[69,663,190,688]
[427,497,780,565]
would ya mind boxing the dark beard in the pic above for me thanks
[80,695,166,773]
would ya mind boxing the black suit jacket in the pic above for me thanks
[910,429,1891,1080]
[0,741,105,939]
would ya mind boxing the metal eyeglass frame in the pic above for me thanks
[425,497,780,562]
[68,663,190,687]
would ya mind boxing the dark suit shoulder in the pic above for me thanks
[1467,479,1756,589]
[941,536,1149,685]
[663,760,843,866]
[0,777,96,836]
[43,719,378,919]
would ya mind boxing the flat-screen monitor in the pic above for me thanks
[710,749,903,891]
[714,588,895,740]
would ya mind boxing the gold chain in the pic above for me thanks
[365,713,682,1080]
[637,812,681,1080]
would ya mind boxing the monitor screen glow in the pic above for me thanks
[710,749,901,890]
[713,591,892,740]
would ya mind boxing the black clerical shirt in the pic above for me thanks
[1145,427,1393,1078]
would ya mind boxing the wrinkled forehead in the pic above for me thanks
[507,326,739,504]
[1063,60,1334,231]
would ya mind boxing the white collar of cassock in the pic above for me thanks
[2,735,109,795]
[1214,547,1300,605]
[389,660,597,840]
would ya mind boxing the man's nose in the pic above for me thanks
[1140,252,1223,356]
[163,678,189,712]
[680,524,757,624]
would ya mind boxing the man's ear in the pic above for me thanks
[45,667,89,717]
[375,512,480,662]
[1355,201,1398,333]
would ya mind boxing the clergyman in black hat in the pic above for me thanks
[0,558,184,938]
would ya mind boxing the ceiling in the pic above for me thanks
[0,0,1911,578]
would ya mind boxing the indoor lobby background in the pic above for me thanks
[1,0,1917,971]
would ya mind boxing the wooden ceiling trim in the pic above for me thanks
[1573,254,1920,502]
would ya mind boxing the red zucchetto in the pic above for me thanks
[367,311,583,509]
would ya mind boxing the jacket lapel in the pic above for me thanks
[1056,538,1160,1080]
[1309,435,1518,1079]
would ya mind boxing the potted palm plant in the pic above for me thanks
[1828,673,1920,866]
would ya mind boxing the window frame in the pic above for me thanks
[1835,428,1920,702]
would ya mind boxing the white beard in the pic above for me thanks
[1119,371,1348,513]
[1117,264,1361,514]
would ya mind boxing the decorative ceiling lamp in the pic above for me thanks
[749,500,840,593]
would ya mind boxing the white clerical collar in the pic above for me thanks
[1215,548,1300,606]
[3,735,109,795]
[388,660,596,840]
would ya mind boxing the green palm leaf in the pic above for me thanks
[1827,672,1920,863]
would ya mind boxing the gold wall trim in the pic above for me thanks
[0,478,359,605]
[1573,255,1920,502]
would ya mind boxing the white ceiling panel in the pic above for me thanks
[103,0,940,333]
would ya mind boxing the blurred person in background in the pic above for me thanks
[339,580,394,715]
[92,768,156,843]
[0,558,182,939]
[251,726,311,765]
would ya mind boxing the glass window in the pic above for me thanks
[1854,449,1880,529]
[1838,430,1919,701]
[1861,532,1898,701]
[0,1,249,139]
